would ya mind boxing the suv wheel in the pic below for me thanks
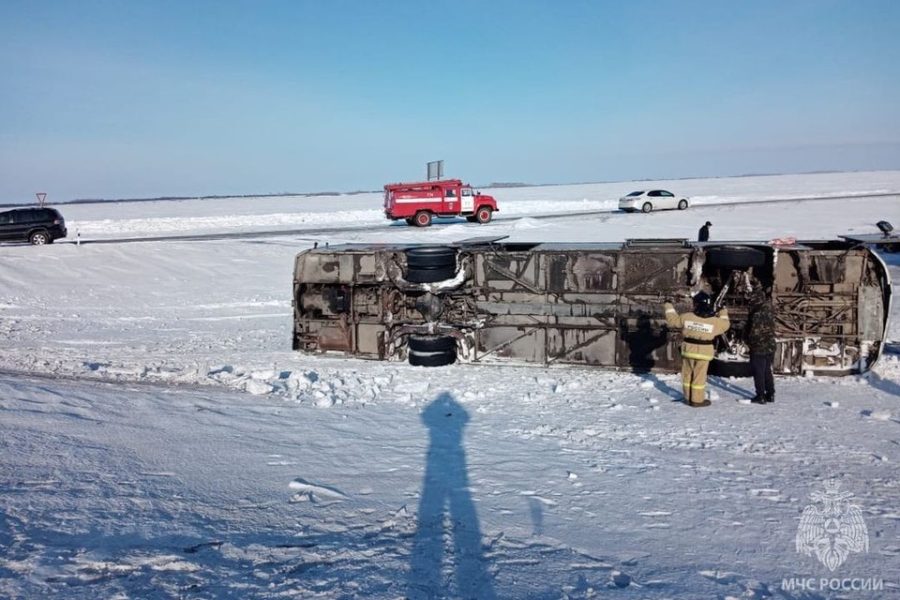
[29,230,50,245]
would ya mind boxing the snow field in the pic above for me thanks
[1,172,899,598]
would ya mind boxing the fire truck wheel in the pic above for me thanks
[408,334,456,353]
[409,348,457,367]
[705,246,766,269]
[414,211,433,227]
[405,246,457,283]
[476,207,493,224]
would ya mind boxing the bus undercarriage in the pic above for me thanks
[292,237,892,376]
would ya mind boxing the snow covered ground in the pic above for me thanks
[1,172,899,598]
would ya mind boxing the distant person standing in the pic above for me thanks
[698,221,712,242]
[748,289,776,404]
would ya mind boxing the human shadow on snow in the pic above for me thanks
[708,376,756,400]
[621,314,682,400]
[407,392,497,600]
[621,314,668,374]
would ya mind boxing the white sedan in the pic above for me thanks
[619,190,689,213]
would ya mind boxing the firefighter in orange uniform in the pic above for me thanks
[664,292,730,407]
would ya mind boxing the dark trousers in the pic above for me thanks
[750,353,775,398]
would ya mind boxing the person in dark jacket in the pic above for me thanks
[747,288,776,403]
[698,221,712,242]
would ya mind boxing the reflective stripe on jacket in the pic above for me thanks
[664,302,730,361]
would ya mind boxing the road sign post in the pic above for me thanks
[36,192,47,207]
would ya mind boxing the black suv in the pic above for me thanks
[0,207,68,245]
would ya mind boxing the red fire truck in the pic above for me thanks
[383,179,499,227]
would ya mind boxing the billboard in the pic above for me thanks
[427,160,444,181]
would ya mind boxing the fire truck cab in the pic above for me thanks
[383,179,499,227]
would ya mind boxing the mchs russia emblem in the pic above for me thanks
[796,481,869,571]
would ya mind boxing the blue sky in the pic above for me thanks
[1,0,899,200]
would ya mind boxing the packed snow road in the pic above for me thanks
[29,169,900,243]
[1,172,899,598]
[53,191,900,246]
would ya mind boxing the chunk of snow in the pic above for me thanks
[288,478,348,503]
[244,380,273,395]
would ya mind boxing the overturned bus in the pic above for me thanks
[292,236,893,376]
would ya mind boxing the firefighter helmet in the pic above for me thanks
[693,291,714,317]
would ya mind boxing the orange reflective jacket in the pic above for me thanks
[664,302,730,361]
